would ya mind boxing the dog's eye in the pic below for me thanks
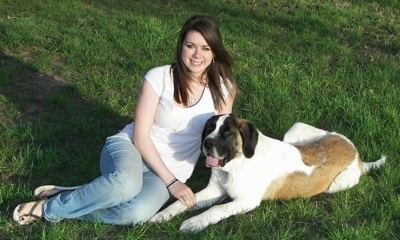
[223,129,233,136]
[206,123,215,133]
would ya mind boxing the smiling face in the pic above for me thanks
[181,30,215,79]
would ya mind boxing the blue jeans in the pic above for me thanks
[43,133,171,225]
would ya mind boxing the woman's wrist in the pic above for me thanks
[165,178,179,188]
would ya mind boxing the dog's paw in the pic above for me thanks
[179,216,210,233]
[148,211,174,223]
[149,201,188,223]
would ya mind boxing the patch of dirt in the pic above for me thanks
[0,50,75,124]
[2,71,71,121]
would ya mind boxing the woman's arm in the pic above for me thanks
[218,90,236,114]
[133,80,196,208]
[133,80,175,184]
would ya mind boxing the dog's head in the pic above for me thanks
[201,114,259,168]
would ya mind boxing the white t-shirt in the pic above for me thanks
[121,65,230,182]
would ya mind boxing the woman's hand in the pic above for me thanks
[168,181,196,208]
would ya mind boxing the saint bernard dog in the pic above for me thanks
[150,114,386,232]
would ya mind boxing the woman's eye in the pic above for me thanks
[202,47,210,51]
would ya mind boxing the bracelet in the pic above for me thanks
[165,178,179,188]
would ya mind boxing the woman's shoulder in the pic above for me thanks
[145,64,172,77]
[144,64,173,95]
[144,64,173,83]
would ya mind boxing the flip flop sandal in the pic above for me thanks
[34,185,82,199]
[13,200,45,225]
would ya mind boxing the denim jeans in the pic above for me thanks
[43,133,171,225]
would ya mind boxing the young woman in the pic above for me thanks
[13,15,238,225]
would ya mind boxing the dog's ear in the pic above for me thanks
[236,119,259,158]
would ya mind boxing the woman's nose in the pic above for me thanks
[193,48,200,57]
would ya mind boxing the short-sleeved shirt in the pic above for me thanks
[121,65,230,182]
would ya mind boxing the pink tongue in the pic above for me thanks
[206,156,219,167]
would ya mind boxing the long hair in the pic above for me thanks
[171,15,238,110]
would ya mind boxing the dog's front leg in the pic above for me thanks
[179,198,260,232]
[149,178,227,223]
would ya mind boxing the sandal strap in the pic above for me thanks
[25,200,41,217]
[19,200,43,222]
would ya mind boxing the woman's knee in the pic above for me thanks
[115,177,170,225]
[105,170,142,200]
[100,135,143,179]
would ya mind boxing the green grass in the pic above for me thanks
[1,0,399,239]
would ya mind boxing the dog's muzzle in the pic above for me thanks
[203,138,227,167]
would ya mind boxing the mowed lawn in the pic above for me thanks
[0,0,399,239]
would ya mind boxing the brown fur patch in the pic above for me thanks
[296,143,325,166]
[233,119,245,154]
[235,128,243,153]
[263,135,358,200]
[235,118,248,133]
[235,118,258,158]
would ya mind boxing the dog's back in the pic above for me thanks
[263,135,358,199]
[264,133,386,200]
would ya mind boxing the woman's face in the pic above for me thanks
[181,30,214,79]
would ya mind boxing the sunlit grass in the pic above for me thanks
[0,0,399,239]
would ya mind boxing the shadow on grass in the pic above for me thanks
[0,51,131,223]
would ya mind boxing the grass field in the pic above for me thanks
[1,0,399,239]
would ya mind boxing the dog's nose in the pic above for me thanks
[203,138,216,149]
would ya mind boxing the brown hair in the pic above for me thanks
[171,15,238,110]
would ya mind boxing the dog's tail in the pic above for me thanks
[362,155,386,173]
